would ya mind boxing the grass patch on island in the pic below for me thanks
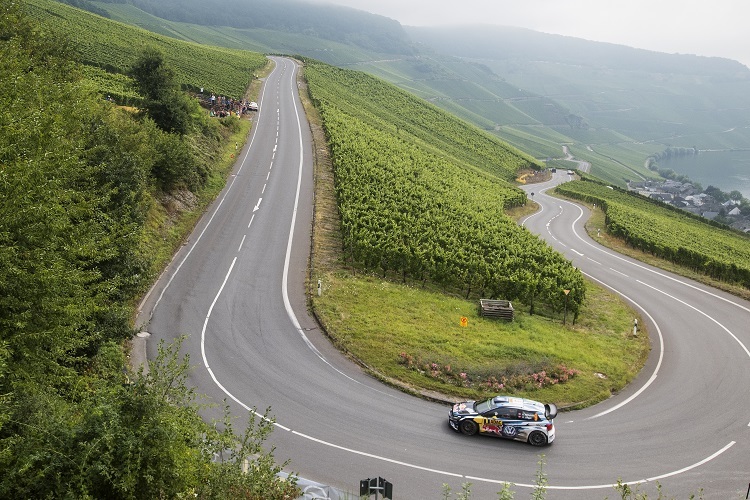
[312,272,648,408]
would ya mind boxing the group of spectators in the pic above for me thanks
[199,89,255,118]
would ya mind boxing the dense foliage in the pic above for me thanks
[556,178,750,288]
[2,339,299,499]
[1,3,296,497]
[130,47,199,135]
[304,61,586,317]
[1,0,147,381]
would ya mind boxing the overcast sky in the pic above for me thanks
[314,0,750,68]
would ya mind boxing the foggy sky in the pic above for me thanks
[313,0,750,68]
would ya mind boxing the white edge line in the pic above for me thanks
[583,272,664,420]
[139,58,271,320]
[466,441,735,491]
[276,59,395,397]
[637,279,750,359]
[563,198,750,316]
[291,431,463,478]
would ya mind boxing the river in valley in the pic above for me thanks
[661,149,750,199]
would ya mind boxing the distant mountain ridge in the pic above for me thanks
[67,0,414,54]
[406,24,749,76]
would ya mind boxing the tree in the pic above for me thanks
[1,0,119,378]
[703,185,729,203]
[0,338,300,499]
[130,48,195,135]
[729,190,744,202]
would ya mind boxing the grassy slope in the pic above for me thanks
[27,0,267,98]
[25,0,273,294]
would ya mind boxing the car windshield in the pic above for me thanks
[474,398,495,414]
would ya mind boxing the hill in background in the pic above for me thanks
[60,0,750,187]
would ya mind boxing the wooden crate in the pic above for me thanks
[478,299,514,321]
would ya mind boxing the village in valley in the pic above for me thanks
[627,179,750,233]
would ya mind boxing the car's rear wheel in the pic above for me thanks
[528,430,547,446]
[459,420,478,436]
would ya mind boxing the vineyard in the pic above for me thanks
[304,60,586,316]
[556,179,750,288]
[303,61,538,182]
[79,66,140,105]
[24,0,267,99]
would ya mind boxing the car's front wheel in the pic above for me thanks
[528,430,547,446]
[459,420,478,436]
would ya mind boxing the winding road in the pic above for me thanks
[137,57,750,499]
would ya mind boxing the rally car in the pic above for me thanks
[448,395,557,446]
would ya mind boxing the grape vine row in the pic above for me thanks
[304,60,586,315]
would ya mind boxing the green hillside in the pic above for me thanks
[304,59,586,315]
[2,2,300,497]
[556,179,750,288]
[25,0,267,98]
[405,26,750,185]
[302,59,652,406]
[58,0,750,189]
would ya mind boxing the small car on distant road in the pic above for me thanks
[448,395,557,446]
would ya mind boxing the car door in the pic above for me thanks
[478,407,522,438]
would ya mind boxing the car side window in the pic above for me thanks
[496,408,518,420]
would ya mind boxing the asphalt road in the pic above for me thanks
[137,58,750,499]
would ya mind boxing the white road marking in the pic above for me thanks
[583,273,664,420]
[637,279,750,359]
[561,199,750,316]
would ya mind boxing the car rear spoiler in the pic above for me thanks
[545,403,558,420]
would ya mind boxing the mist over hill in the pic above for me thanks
[71,0,414,54]
[406,24,750,76]
[58,0,750,187]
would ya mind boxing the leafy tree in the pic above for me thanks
[128,48,215,190]
[0,338,300,499]
[1,0,113,378]
[130,47,196,135]
[150,125,209,191]
[703,185,729,203]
